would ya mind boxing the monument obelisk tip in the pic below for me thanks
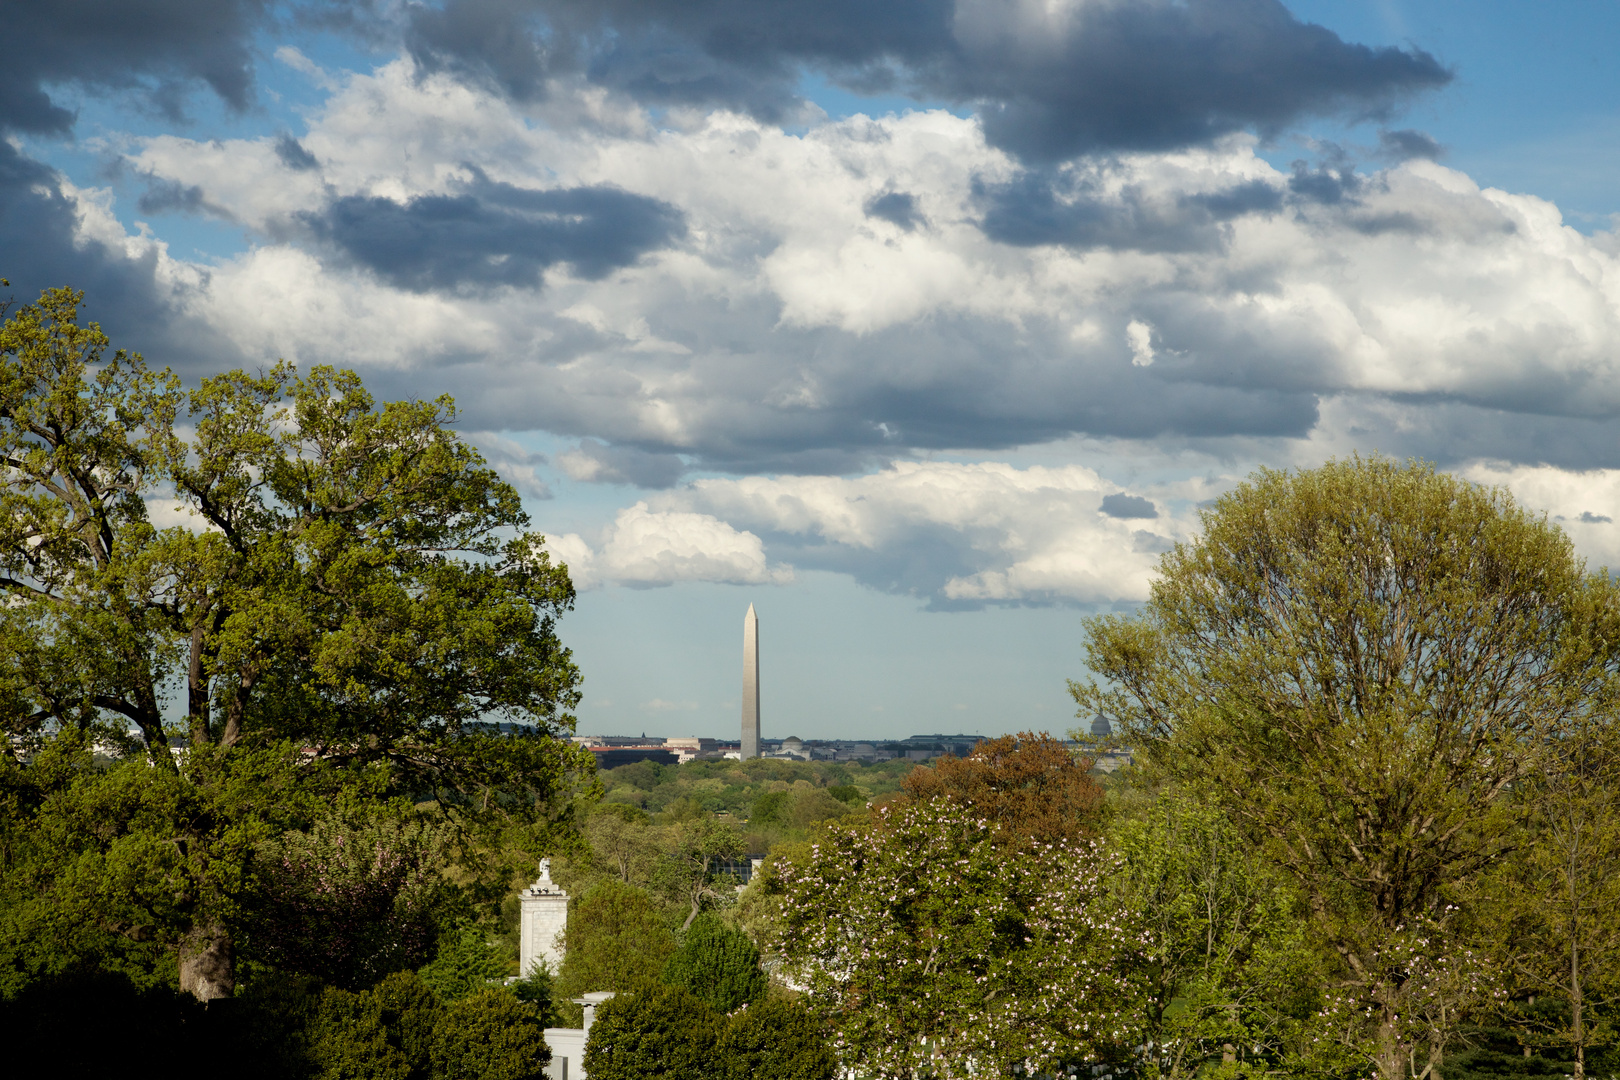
[741,603,760,760]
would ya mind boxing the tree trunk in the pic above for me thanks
[187,622,211,746]
[179,923,234,1001]
[1374,994,1406,1080]
[1573,933,1585,1080]
[221,664,256,747]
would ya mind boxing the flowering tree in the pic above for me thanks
[245,810,452,988]
[1307,923,1503,1080]
[776,798,1142,1079]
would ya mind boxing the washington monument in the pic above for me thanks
[741,603,760,760]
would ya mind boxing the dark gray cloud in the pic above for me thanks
[1581,511,1613,524]
[301,173,686,291]
[962,1,1450,161]
[560,439,687,488]
[0,142,242,376]
[274,133,321,172]
[1288,159,1363,204]
[977,172,1281,252]
[865,191,924,232]
[136,176,234,219]
[433,298,1322,477]
[1100,493,1157,519]
[0,0,273,134]
[400,0,1449,161]
[1379,128,1444,161]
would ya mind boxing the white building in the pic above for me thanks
[544,992,615,1080]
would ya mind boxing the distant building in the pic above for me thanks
[765,735,810,761]
[588,746,677,769]
[664,737,722,764]
[898,734,988,759]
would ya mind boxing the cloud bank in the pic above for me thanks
[107,65,1620,480]
[10,0,1620,611]
[403,0,1450,160]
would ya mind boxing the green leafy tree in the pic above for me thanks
[418,922,508,1003]
[749,791,790,827]
[582,984,721,1080]
[786,788,849,831]
[554,879,674,1014]
[582,803,657,886]
[1074,457,1620,1080]
[661,912,766,1013]
[717,997,837,1080]
[0,287,594,998]
[0,286,182,761]
[776,797,1140,1078]
[510,959,562,1028]
[1110,792,1320,1078]
[657,817,744,929]
[0,729,309,997]
[1489,710,1620,1078]
[430,988,550,1080]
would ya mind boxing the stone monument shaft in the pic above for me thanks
[741,603,760,760]
[518,858,567,979]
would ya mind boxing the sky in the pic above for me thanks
[7,0,1620,742]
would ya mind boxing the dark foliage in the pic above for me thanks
[661,913,767,1014]
[718,997,838,1080]
[584,984,723,1080]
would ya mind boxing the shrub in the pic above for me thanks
[583,984,722,1080]
[308,984,411,1080]
[718,997,837,1080]
[375,971,443,1078]
[661,913,766,1014]
[431,988,550,1080]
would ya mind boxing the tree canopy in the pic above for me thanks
[1074,456,1620,1080]
[897,730,1102,844]
[0,286,593,999]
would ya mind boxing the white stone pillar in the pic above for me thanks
[519,858,568,978]
[741,603,760,760]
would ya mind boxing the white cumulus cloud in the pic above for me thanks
[544,502,792,589]
[649,461,1190,606]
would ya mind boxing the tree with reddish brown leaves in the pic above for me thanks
[897,731,1103,845]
